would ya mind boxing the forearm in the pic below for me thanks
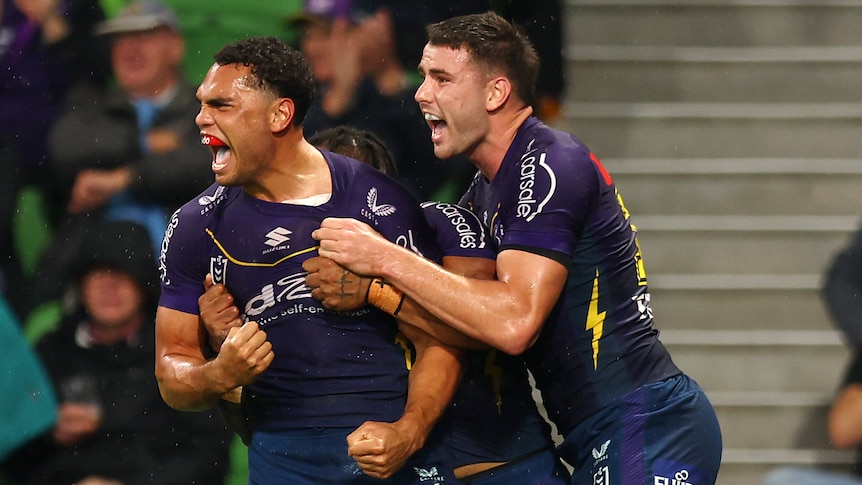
[829,385,862,448]
[390,300,487,350]
[394,336,463,453]
[378,246,529,353]
[155,307,236,411]
[156,354,233,412]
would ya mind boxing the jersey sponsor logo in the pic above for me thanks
[159,208,181,285]
[198,186,226,215]
[244,272,313,320]
[592,439,611,463]
[654,469,694,485]
[394,229,424,258]
[413,466,445,483]
[433,202,485,250]
[365,187,397,217]
[592,465,610,485]
[264,227,292,247]
[517,143,556,223]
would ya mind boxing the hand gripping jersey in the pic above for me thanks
[459,117,681,437]
[158,151,439,431]
[421,201,557,467]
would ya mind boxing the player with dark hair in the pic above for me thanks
[307,12,723,485]
[202,125,569,482]
[154,36,461,484]
[309,126,399,176]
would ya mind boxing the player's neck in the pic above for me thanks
[245,138,331,203]
[473,106,533,180]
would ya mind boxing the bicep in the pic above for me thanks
[496,248,568,336]
[155,306,207,365]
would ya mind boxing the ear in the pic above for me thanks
[486,76,511,112]
[167,34,185,68]
[271,97,295,132]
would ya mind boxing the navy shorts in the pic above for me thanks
[248,427,458,485]
[561,374,722,485]
[459,449,571,485]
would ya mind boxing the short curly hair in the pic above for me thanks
[309,126,397,176]
[214,36,316,126]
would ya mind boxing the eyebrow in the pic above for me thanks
[197,94,233,106]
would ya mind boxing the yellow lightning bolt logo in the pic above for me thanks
[586,271,606,370]
[395,332,414,370]
[484,350,504,414]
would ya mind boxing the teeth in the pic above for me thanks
[424,113,442,121]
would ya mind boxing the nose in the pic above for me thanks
[414,78,431,105]
[195,105,212,129]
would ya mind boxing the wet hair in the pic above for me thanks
[309,126,397,176]
[425,11,539,108]
[214,36,316,126]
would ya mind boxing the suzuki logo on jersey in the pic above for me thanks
[517,144,557,223]
[654,470,694,485]
[264,227,292,247]
[245,272,312,319]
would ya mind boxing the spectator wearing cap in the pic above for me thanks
[293,0,473,202]
[19,0,212,320]
[2,220,233,485]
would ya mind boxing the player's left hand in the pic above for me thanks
[312,217,397,276]
[303,256,370,311]
[346,420,419,479]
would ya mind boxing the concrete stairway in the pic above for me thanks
[559,1,862,483]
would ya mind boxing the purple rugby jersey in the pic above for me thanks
[422,201,558,467]
[459,117,681,437]
[158,151,439,431]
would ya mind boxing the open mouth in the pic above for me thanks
[201,134,231,171]
[424,113,447,142]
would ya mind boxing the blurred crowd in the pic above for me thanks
[0,0,564,483]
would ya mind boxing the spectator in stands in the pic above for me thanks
[293,0,472,201]
[759,228,862,484]
[156,0,303,82]
[761,348,862,485]
[2,220,233,485]
[0,0,110,312]
[20,0,211,318]
[823,227,862,349]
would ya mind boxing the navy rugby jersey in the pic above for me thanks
[158,151,439,431]
[459,116,681,436]
[422,201,556,467]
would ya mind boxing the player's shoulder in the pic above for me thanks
[517,117,593,166]
[168,183,242,228]
[325,149,420,208]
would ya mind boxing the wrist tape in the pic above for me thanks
[366,277,405,316]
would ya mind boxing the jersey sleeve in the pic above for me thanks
[421,201,495,260]
[499,137,601,262]
[157,205,209,315]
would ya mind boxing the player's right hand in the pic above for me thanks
[215,321,274,387]
[199,273,242,351]
[303,256,371,311]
